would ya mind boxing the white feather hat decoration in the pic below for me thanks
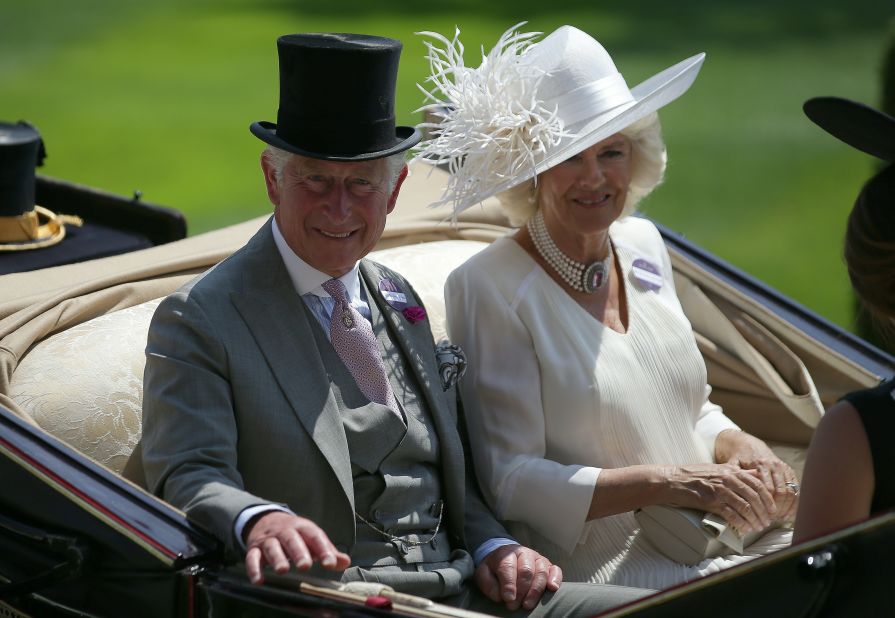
[413,24,705,218]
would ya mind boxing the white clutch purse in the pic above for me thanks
[634,505,775,566]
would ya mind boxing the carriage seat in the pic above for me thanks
[7,240,488,474]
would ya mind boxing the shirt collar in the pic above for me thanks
[271,218,362,299]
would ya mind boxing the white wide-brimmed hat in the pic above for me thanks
[413,24,705,217]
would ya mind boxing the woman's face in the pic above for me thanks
[537,133,633,247]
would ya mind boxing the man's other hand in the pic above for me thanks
[244,511,351,584]
[475,544,562,611]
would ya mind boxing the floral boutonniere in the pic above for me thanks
[402,305,427,324]
[435,340,467,391]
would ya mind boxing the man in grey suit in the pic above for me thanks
[141,32,647,616]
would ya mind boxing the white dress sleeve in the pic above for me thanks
[694,386,740,458]
[446,256,600,553]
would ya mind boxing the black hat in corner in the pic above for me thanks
[250,33,421,161]
[0,121,81,253]
[0,121,43,218]
[803,96,895,162]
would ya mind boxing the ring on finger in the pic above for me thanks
[785,481,800,496]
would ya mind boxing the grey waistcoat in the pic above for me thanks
[307,284,474,598]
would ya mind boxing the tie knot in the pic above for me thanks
[321,278,350,303]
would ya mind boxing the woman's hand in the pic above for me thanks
[714,429,799,523]
[661,463,777,534]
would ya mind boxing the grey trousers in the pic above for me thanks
[256,562,652,617]
[340,555,651,616]
[465,581,653,617]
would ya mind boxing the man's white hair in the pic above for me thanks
[263,145,406,191]
[495,113,667,227]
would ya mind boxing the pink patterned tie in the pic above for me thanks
[321,278,400,416]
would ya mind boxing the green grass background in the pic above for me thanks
[2,0,892,335]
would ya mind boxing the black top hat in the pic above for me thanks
[0,121,44,218]
[0,121,81,253]
[803,96,895,162]
[250,33,421,161]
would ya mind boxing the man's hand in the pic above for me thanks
[474,544,562,611]
[244,511,351,585]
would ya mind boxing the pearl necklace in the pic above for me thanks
[527,210,612,294]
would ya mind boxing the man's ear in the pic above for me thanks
[386,165,409,214]
[260,154,281,207]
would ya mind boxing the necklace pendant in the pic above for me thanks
[341,311,354,329]
[583,261,608,294]
[528,210,612,295]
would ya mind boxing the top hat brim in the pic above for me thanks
[803,96,895,162]
[0,206,75,252]
[251,121,421,162]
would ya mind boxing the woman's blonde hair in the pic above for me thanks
[495,113,667,227]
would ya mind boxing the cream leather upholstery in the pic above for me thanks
[9,298,162,472]
[7,240,488,474]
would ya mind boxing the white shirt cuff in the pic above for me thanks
[697,412,741,457]
[234,504,294,551]
[473,537,519,566]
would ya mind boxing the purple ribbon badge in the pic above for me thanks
[378,278,408,311]
[631,258,662,291]
[380,278,427,324]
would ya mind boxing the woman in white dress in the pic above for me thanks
[414,24,799,589]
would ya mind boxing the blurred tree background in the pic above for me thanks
[1,0,892,340]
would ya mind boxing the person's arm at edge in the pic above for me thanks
[792,401,874,543]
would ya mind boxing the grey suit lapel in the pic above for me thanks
[359,260,466,524]
[230,221,354,510]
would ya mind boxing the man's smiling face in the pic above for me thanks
[263,153,399,277]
